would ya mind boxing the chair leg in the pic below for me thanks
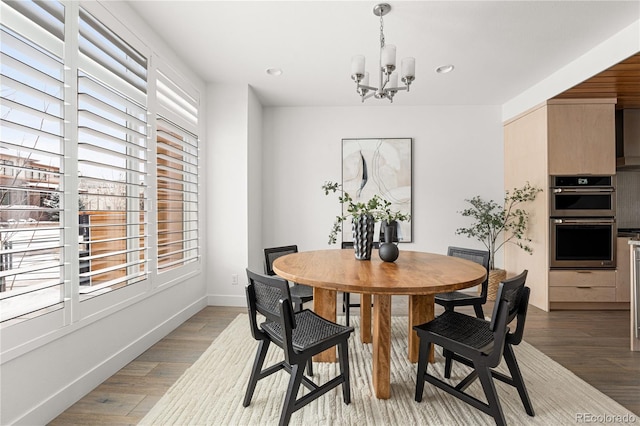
[503,344,535,416]
[338,340,351,404]
[473,303,485,319]
[443,348,454,379]
[306,358,314,377]
[345,293,350,326]
[414,339,432,402]
[280,363,305,426]
[243,339,270,407]
[477,365,506,426]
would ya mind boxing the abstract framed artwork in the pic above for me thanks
[342,138,412,243]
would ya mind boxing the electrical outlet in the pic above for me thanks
[231,274,238,285]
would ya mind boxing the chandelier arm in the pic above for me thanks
[359,83,377,91]
[362,92,376,101]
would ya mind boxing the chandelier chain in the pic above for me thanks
[379,13,385,49]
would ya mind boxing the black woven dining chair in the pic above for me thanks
[264,245,313,313]
[435,246,491,319]
[414,270,534,426]
[244,269,354,426]
[435,247,491,379]
[264,245,315,376]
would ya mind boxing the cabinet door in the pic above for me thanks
[616,237,631,302]
[548,269,616,303]
[548,100,616,175]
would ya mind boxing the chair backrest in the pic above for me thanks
[246,268,296,335]
[483,270,529,366]
[447,246,490,300]
[488,269,528,333]
[246,269,299,364]
[264,245,298,276]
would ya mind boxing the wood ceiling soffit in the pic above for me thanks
[553,52,640,109]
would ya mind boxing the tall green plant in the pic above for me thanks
[455,182,541,269]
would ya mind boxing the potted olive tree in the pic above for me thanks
[455,182,541,299]
[322,181,410,261]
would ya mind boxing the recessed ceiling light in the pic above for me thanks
[436,64,455,74]
[266,68,283,76]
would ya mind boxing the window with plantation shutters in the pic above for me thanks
[76,7,148,297]
[0,1,202,330]
[0,0,65,323]
[156,70,199,272]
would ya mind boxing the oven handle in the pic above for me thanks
[552,218,616,225]
[552,188,615,193]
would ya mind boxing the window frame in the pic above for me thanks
[0,0,202,355]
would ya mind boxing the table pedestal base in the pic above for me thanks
[373,294,391,398]
[314,290,436,399]
[313,288,337,362]
[409,294,435,363]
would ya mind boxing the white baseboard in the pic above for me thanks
[207,294,246,307]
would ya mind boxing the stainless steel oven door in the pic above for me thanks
[550,187,616,217]
[550,218,616,269]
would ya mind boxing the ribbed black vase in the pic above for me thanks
[352,214,375,260]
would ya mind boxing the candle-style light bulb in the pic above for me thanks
[351,55,365,76]
[382,45,396,68]
[401,57,415,78]
[388,73,398,89]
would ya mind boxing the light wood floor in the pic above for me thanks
[49,299,640,425]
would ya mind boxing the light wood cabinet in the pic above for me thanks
[504,98,618,311]
[547,99,616,175]
[616,237,631,302]
[549,270,616,302]
[549,269,615,287]
[549,287,616,302]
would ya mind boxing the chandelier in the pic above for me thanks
[350,3,415,103]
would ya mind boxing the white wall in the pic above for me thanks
[248,88,265,274]
[206,84,253,306]
[261,105,504,257]
[206,103,505,306]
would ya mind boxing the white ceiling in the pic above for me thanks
[126,1,640,107]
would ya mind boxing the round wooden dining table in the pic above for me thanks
[273,249,487,399]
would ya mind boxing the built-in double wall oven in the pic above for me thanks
[550,175,617,269]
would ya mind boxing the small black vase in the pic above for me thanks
[379,224,399,262]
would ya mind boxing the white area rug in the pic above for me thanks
[140,314,636,425]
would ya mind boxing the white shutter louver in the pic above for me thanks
[0,0,65,324]
[156,118,199,271]
[156,69,199,272]
[77,7,148,296]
